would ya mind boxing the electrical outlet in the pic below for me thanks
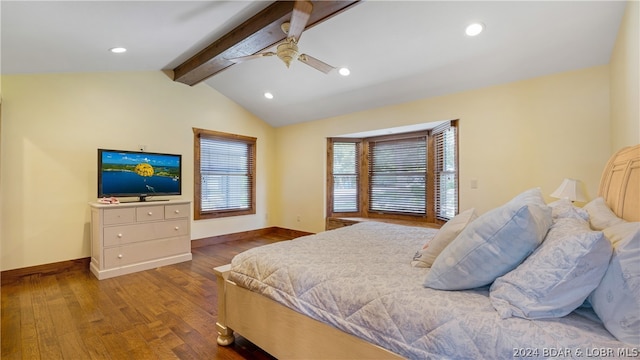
[470,179,478,189]
[296,215,301,222]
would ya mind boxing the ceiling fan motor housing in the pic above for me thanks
[277,38,299,68]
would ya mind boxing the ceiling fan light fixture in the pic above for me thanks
[465,23,484,36]
[338,67,351,76]
[264,92,274,100]
[277,39,299,68]
[109,47,127,53]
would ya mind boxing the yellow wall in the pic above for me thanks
[2,2,638,270]
[0,71,277,271]
[0,65,620,270]
[275,66,611,233]
[610,1,640,150]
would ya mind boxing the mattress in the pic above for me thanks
[229,222,627,359]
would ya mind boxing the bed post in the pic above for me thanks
[214,264,235,346]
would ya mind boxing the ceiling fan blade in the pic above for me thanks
[288,1,313,41]
[227,52,276,63]
[298,54,335,74]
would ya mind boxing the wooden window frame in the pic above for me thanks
[366,131,429,219]
[193,128,256,220]
[326,138,362,217]
[327,121,458,224]
[432,121,459,221]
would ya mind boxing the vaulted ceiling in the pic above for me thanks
[172,1,359,85]
[1,1,626,127]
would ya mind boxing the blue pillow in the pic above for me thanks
[490,217,611,319]
[424,188,552,290]
[589,222,640,345]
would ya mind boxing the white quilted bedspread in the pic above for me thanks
[229,222,627,359]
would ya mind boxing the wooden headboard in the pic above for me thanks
[598,144,640,222]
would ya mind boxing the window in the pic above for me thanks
[329,140,360,213]
[193,128,256,220]
[369,135,427,215]
[433,122,458,220]
[327,120,458,223]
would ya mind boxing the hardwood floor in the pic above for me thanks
[1,233,295,359]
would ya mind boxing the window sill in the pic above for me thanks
[325,217,442,231]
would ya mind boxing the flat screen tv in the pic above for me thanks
[98,149,182,202]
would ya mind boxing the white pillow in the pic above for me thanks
[490,217,611,319]
[584,197,625,230]
[424,188,552,290]
[411,208,477,268]
[589,222,640,346]
[548,199,589,221]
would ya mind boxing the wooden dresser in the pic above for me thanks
[89,200,192,280]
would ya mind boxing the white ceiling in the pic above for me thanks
[1,1,626,127]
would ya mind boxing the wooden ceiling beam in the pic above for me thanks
[172,1,360,86]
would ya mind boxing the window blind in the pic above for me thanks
[332,141,359,212]
[368,136,427,215]
[199,136,254,212]
[433,121,457,220]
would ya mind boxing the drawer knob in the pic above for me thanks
[174,226,180,231]
[117,254,123,259]
[147,212,153,216]
[174,210,180,214]
[117,233,123,238]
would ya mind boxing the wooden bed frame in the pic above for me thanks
[214,144,640,359]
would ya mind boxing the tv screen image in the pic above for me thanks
[98,149,182,201]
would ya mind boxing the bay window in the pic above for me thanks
[327,120,458,223]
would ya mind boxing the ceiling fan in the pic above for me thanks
[227,1,335,74]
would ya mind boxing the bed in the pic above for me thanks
[214,144,639,359]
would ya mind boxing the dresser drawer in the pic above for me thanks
[165,203,189,219]
[103,219,189,247]
[136,205,165,222]
[103,237,190,268]
[103,208,135,225]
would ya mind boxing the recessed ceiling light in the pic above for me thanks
[338,67,351,76]
[109,47,127,53]
[465,23,484,37]
[264,92,274,99]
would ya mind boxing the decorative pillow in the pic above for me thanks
[510,187,548,206]
[489,217,611,319]
[423,188,552,290]
[548,199,589,221]
[584,197,625,230]
[411,208,477,268]
[589,221,640,346]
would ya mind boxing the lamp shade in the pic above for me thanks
[550,178,588,202]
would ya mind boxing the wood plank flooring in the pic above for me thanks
[1,233,294,359]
